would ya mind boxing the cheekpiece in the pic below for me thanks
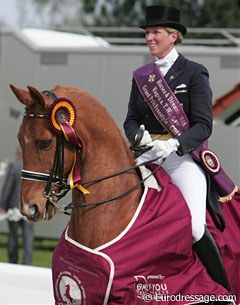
[48,98,76,134]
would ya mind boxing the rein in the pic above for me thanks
[23,90,162,214]
[64,159,162,213]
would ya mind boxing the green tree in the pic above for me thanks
[81,0,239,27]
[200,0,240,28]
[26,0,240,28]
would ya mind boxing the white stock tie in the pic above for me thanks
[155,58,169,68]
[155,59,171,76]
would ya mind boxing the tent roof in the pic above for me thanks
[16,28,110,49]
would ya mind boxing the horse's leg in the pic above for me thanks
[193,227,230,291]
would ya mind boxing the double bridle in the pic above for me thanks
[21,136,69,206]
[22,90,162,214]
[22,90,70,210]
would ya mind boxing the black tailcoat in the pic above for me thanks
[124,54,213,155]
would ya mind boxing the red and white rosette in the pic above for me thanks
[200,149,221,175]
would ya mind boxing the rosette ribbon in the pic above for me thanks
[48,98,90,195]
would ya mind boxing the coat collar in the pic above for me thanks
[164,53,186,85]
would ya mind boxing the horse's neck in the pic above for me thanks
[68,137,143,249]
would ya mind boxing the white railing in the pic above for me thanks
[56,26,240,46]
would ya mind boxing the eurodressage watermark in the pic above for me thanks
[154,293,237,304]
[134,274,237,304]
[139,293,237,304]
[4,294,239,305]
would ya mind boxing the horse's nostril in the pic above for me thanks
[29,204,38,218]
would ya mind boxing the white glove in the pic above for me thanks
[7,208,25,222]
[136,125,152,147]
[147,138,179,159]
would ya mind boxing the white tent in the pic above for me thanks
[18,28,110,49]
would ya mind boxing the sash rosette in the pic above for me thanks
[133,62,238,203]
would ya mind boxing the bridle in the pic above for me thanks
[21,90,162,214]
[22,90,70,209]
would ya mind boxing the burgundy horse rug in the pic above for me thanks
[52,165,236,305]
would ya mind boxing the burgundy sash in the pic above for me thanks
[133,62,238,202]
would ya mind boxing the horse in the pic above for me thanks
[11,84,239,305]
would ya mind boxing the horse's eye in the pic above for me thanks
[37,140,52,150]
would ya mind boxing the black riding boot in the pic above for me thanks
[193,227,230,292]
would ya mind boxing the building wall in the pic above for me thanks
[0,29,239,238]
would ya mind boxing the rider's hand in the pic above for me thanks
[147,138,179,159]
[135,125,152,147]
[8,208,24,222]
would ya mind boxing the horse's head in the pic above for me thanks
[10,85,75,222]
[11,84,138,233]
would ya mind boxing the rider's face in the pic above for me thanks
[145,27,177,59]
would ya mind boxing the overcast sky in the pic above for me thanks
[0,0,47,28]
[0,0,18,27]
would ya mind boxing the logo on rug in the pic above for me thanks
[134,274,169,302]
[55,271,86,305]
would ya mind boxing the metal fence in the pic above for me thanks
[57,26,240,47]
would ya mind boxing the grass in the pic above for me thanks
[0,234,58,268]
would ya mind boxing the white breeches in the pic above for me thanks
[138,151,207,243]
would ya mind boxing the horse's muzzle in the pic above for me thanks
[22,203,41,222]
[22,201,57,222]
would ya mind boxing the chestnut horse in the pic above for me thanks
[11,85,238,305]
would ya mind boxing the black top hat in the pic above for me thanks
[140,5,187,35]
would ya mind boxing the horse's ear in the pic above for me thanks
[9,84,34,106]
[27,86,46,108]
[10,84,47,108]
